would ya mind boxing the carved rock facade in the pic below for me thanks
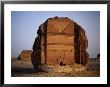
[31,17,89,69]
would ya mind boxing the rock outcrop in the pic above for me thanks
[31,17,89,70]
[18,50,32,60]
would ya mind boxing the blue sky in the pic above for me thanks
[11,11,100,58]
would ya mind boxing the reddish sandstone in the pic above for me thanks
[18,50,32,60]
[31,17,89,69]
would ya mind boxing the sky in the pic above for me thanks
[11,11,100,58]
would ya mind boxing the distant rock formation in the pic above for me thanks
[18,50,32,60]
[31,17,89,70]
[97,53,100,59]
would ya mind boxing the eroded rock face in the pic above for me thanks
[31,17,89,70]
[18,50,32,60]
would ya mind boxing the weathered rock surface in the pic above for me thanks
[31,17,89,70]
[18,50,32,60]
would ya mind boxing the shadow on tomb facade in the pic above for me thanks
[31,16,89,71]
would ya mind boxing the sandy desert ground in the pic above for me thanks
[11,58,100,77]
